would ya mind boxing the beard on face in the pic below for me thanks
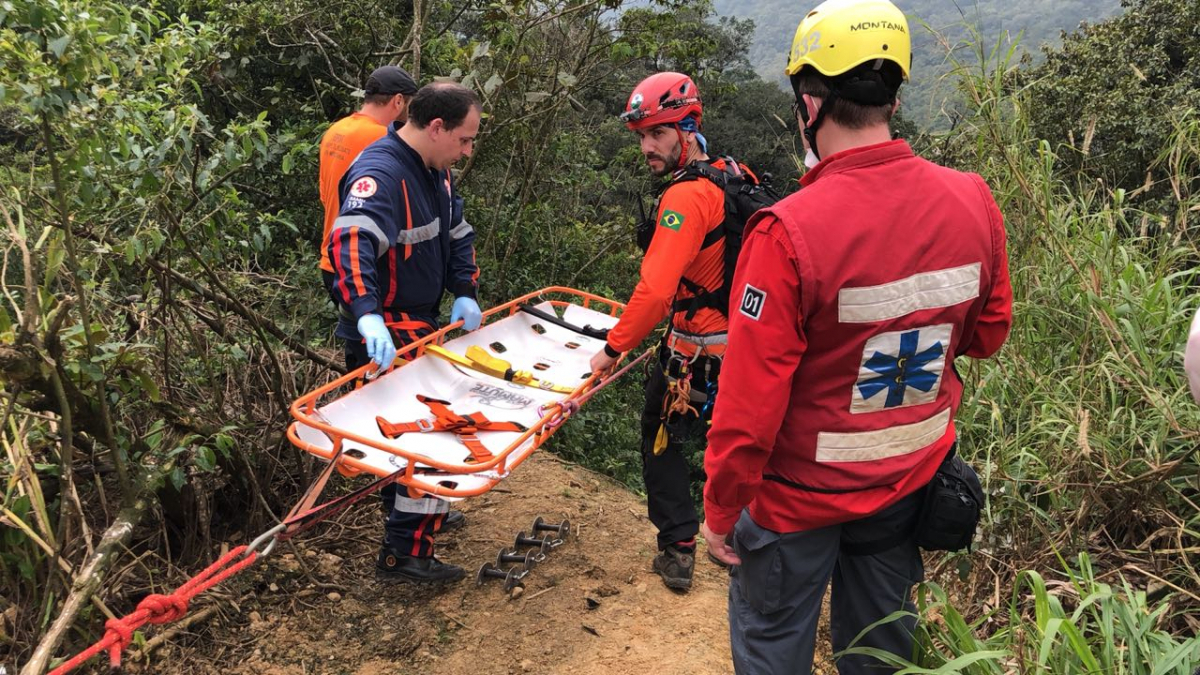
[646,141,683,177]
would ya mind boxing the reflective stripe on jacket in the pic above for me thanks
[704,140,1013,534]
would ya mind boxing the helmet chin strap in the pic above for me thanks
[798,90,838,161]
[674,126,689,171]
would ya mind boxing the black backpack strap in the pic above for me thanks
[672,277,725,320]
[700,221,725,249]
[672,284,728,319]
[683,160,728,187]
[667,158,753,320]
[687,162,733,252]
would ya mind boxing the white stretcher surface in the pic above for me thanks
[293,302,619,499]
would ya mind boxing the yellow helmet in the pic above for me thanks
[785,0,911,81]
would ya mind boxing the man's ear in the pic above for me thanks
[802,94,822,127]
[428,118,444,136]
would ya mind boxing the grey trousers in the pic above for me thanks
[728,492,925,674]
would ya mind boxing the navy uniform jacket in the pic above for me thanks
[327,123,478,340]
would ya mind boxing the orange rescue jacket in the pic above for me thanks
[318,112,388,273]
[606,157,733,355]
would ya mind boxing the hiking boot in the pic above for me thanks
[440,509,466,532]
[653,545,695,591]
[376,549,465,584]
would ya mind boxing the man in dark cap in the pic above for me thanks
[318,69,471,583]
[318,65,419,280]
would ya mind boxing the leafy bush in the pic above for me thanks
[1022,0,1200,201]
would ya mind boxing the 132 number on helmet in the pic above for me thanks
[791,31,822,61]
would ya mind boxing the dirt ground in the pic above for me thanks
[117,452,834,675]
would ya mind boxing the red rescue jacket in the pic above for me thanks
[703,140,1013,534]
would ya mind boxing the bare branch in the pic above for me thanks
[21,496,151,675]
[40,116,132,500]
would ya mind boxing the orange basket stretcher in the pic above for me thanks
[287,287,626,501]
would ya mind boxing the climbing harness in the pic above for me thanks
[654,353,699,455]
[652,332,724,455]
[377,395,528,464]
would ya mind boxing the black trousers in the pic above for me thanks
[640,345,720,550]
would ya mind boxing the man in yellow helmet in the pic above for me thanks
[700,0,1013,671]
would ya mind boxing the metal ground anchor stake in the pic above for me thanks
[513,532,554,558]
[477,562,524,593]
[497,548,537,571]
[531,516,571,541]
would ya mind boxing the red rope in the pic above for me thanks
[48,349,650,674]
[49,546,259,674]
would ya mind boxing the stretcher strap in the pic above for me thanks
[284,443,346,524]
[376,394,527,463]
[280,469,404,541]
[518,303,610,340]
[384,319,432,332]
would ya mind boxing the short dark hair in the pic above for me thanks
[407,83,481,131]
[363,92,403,106]
[790,64,900,130]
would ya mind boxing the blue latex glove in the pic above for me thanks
[356,314,396,370]
[451,296,482,331]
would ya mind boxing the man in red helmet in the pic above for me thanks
[590,72,752,592]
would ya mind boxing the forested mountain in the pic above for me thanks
[712,0,1122,124]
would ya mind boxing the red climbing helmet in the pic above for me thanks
[620,72,703,130]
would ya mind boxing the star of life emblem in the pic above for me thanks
[850,324,952,414]
[350,176,377,198]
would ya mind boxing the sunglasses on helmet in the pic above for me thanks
[619,95,701,123]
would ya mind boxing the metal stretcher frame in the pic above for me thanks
[287,287,625,500]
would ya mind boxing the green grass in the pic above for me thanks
[564,27,1200,670]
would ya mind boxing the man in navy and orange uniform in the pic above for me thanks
[328,82,483,584]
[319,65,418,284]
[590,72,752,592]
[318,66,471,560]
[700,1,1013,671]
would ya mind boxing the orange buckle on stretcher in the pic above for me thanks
[377,395,529,463]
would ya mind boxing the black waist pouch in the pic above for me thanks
[915,452,986,552]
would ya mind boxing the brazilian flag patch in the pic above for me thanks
[659,209,685,231]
